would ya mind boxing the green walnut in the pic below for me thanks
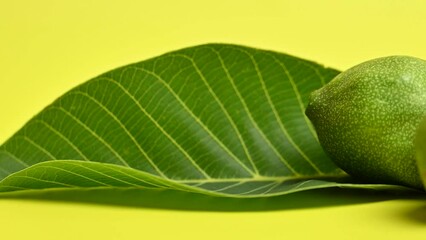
[306,56,426,189]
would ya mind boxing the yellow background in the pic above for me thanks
[0,0,425,239]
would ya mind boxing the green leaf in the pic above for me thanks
[0,160,409,197]
[416,117,426,190]
[0,44,408,197]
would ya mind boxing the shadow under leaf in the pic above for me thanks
[0,187,423,212]
[401,204,426,224]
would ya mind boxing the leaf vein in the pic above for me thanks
[69,90,168,178]
[16,135,56,159]
[268,55,320,142]
[32,120,90,161]
[128,65,256,177]
[52,106,130,167]
[36,165,112,187]
[239,181,278,195]
[208,46,299,175]
[246,52,322,174]
[0,149,29,167]
[167,53,259,175]
[56,162,142,187]
[8,175,77,188]
[100,75,211,179]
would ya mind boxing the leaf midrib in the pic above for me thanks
[174,173,349,184]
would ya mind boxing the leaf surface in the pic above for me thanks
[0,44,406,197]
